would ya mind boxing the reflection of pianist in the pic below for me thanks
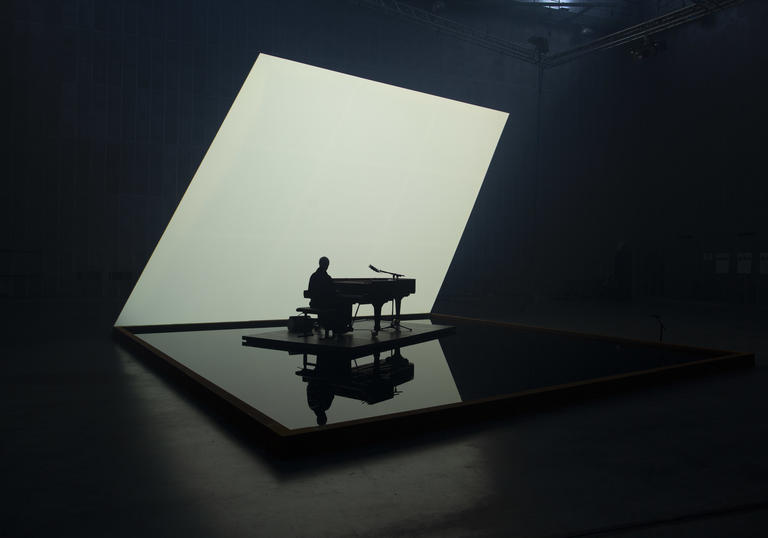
[308,256,351,337]
[307,381,334,426]
[299,350,415,425]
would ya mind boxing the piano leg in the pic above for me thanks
[394,297,402,328]
[372,302,383,335]
[344,301,353,332]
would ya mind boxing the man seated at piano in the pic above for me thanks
[307,256,352,338]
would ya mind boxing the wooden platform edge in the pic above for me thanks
[270,351,756,457]
[112,326,291,438]
[112,319,755,453]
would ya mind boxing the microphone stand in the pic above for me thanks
[369,265,412,332]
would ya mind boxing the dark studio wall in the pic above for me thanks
[4,0,766,326]
[530,2,768,306]
[440,0,768,309]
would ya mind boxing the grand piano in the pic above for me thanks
[304,277,415,335]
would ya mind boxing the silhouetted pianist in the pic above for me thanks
[304,256,416,335]
[307,256,353,338]
[308,256,335,307]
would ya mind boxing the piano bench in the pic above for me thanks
[289,307,321,336]
[295,306,351,338]
[296,307,321,316]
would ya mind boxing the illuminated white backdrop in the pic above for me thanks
[116,54,508,326]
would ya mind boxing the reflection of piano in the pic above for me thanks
[298,349,415,424]
[333,277,415,334]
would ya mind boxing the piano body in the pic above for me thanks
[334,277,415,333]
[304,277,415,335]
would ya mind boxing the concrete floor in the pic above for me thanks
[3,298,768,537]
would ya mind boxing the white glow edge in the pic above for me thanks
[116,54,508,326]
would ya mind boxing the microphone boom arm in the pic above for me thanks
[369,264,404,279]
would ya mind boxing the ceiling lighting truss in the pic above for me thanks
[354,0,541,64]
[352,0,746,68]
[544,0,745,67]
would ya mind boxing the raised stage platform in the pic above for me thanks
[242,321,455,358]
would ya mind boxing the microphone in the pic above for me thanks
[369,264,381,273]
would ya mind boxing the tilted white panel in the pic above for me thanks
[116,54,507,326]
